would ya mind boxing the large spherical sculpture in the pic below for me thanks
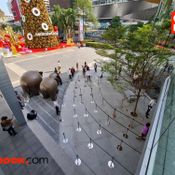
[20,71,42,97]
[49,72,59,84]
[40,77,58,101]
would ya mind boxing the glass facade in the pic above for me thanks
[138,76,175,175]
[151,77,175,175]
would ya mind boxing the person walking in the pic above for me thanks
[136,122,150,140]
[86,66,91,81]
[1,116,17,136]
[68,68,72,80]
[145,99,156,118]
[53,100,60,115]
[71,67,75,77]
[94,63,97,72]
[57,60,61,73]
[84,62,87,69]
[54,67,58,73]
[76,62,79,71]
[82,66,86,78]
[57,74,62,85]
[15,91,24,109]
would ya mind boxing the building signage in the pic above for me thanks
[35,32,58,36]
[171,12,175,34]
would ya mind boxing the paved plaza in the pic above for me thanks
[3,47,106,87]
[1,47,156,175]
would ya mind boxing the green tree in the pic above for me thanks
[74,0,96,23]
[102,16,125,45]
[98,23,172,116]
[127,22,144,33]
[52,5,76,39]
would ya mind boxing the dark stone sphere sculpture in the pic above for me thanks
[49,72,59,84]
[40,77,58,101]
[20,71,42,97]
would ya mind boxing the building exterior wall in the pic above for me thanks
[0,15,14,24]
[50,0,73,11]
[93,1,158,20]
[11,0,21,21]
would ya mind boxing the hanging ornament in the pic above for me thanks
[90,93,94,104]
[128,118,134,128]
[94,103,98,113]
[62,103,65,108]
[73,108,78,118]
[108,157,115,168]
[87,138,94,149]
[75,155,81,166]
[27,33,33,40]
[91,100,94,104]
[74,81,78,89]
[72,96,76,107]
[106,116,110,125]
[78,75,80,82]
[80,93,83,104]
[97,124,102,135]
[32,7,41,17]
[76,122,81,132]
[117,140,123,151]
[41,23,49,31]
[62,132,68,143]
[123,128,129,139]
[84,107,88,117]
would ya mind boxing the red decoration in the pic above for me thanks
[171,12,175,34]
[54,26,58,32]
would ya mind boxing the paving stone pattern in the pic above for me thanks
[0,124,65,175]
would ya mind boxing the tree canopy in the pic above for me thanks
[73,0,97,23]
[51,5,76,39]
[97,17,173,116]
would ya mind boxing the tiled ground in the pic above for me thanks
[58,72,147,175]
[0,94,65,175]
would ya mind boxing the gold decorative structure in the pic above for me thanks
[20,0,58,49]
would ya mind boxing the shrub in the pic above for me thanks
[86,42,113,49]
